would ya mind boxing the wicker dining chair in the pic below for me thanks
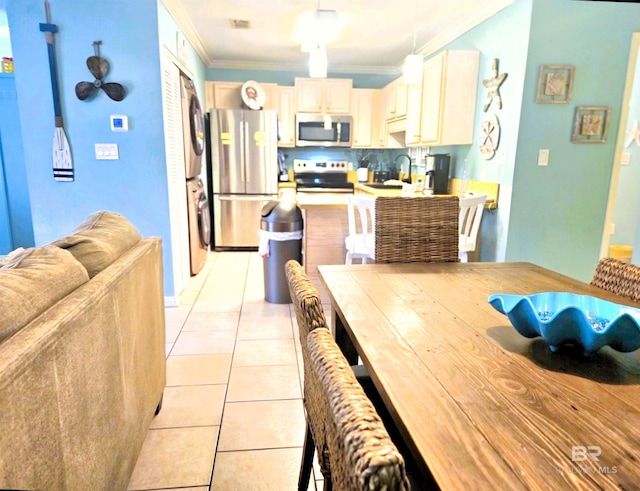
[285,259,332,489]
[374,196,459,263]
[591,257,640,303]
[307,327,411,491]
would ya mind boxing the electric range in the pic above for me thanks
[293,159,354,193]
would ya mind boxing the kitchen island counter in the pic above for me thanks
[294,192,349,303]
[294,192,350,208]
[354,183,405,196]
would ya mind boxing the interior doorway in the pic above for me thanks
[601,32,640,265]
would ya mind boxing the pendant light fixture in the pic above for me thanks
[309,43,327,78]
[403,1,423,84]
[308,0,328,78]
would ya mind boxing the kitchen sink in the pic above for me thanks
[363,183,404,189]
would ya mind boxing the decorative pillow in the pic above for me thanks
[0,247,24,266]
[52,211,142,277]
[0,245,89,343]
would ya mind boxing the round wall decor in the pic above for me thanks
[241,80,266,110]
[479,114,500,160]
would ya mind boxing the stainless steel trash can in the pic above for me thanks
[260,200,303,304]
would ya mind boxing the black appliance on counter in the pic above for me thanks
[373,170,389,183]
[426,154,451,195]
[293,159,354,193]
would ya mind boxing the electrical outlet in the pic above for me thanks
[611,223,616,235]
[95,143,119,160]
[538,149,549,166]
[621,152,631,166]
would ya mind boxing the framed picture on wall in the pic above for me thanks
[536,65,575,104]
[572,106,611,143]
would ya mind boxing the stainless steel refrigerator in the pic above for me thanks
[208,109,279,249]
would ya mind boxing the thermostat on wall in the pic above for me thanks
[110,114,129,132]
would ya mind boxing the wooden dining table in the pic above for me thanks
[318,261,640,490]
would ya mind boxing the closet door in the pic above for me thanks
[161,53,190,300]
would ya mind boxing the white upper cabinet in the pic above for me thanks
[208,82,242,110]
[382,77,409,121]
[277,86,296,147]
[205,81,278,110]
[294,78,352,113]
[404,82,423,146]
[419,50,480,146]
[351,89,375,148]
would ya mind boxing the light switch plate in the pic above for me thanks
[621,152,631,166]
[95,143,119,160]
[538,149,549,166]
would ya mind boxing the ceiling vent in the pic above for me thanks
[230,19,251,29]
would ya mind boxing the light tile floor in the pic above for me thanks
[128,251,324,491]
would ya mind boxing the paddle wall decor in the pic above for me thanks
[39,0,74,181]
[75,41,126,102]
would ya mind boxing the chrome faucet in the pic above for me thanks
[395,154,413,184]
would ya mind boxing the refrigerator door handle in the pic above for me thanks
[244,121,251,183]
[239,119,246,183]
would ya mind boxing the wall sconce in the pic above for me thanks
[309,44,327,78]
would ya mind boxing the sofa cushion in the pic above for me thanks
[52,211,142,277]
[0,245,90,343]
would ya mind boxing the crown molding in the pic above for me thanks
[161,0,213,66]
[418,0,516,57]
[207,58,400,75]
[162,0,513,76]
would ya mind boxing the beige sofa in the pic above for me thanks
[0,211,166,491]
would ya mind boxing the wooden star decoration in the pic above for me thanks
[482,58,508,112]
[625,119,640,147]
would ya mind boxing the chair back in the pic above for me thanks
[374,196,459,263]
[284,259,331,478]
[347,194,376,241]
[345,195,377,264]
[458,193,487,254]
[307,328,410,491]
[591,257,640,303]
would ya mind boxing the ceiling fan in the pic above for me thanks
[75,41,126,102]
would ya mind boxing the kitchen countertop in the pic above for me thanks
[294,192,350,208]
[354,183,405,196]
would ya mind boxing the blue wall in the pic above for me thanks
[0,73,33,251]
[6,0,208,297]
[403,0,640,281]
[505,0,640,282]
[428,0,534,263]
[6,0,174,295]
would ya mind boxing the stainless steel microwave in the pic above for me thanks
[295,113,352,147]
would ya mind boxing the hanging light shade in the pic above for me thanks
[309,45,327,78]
[403,54,423,84]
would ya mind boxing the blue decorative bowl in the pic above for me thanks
[487,292,640,354]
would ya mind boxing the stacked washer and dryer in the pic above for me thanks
[180,74,210,276]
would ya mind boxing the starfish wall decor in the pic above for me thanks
[482,58,507,112]
[625,119,640,147]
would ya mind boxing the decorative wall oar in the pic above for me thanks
[75,41,126,101]
[39,0,73,181]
